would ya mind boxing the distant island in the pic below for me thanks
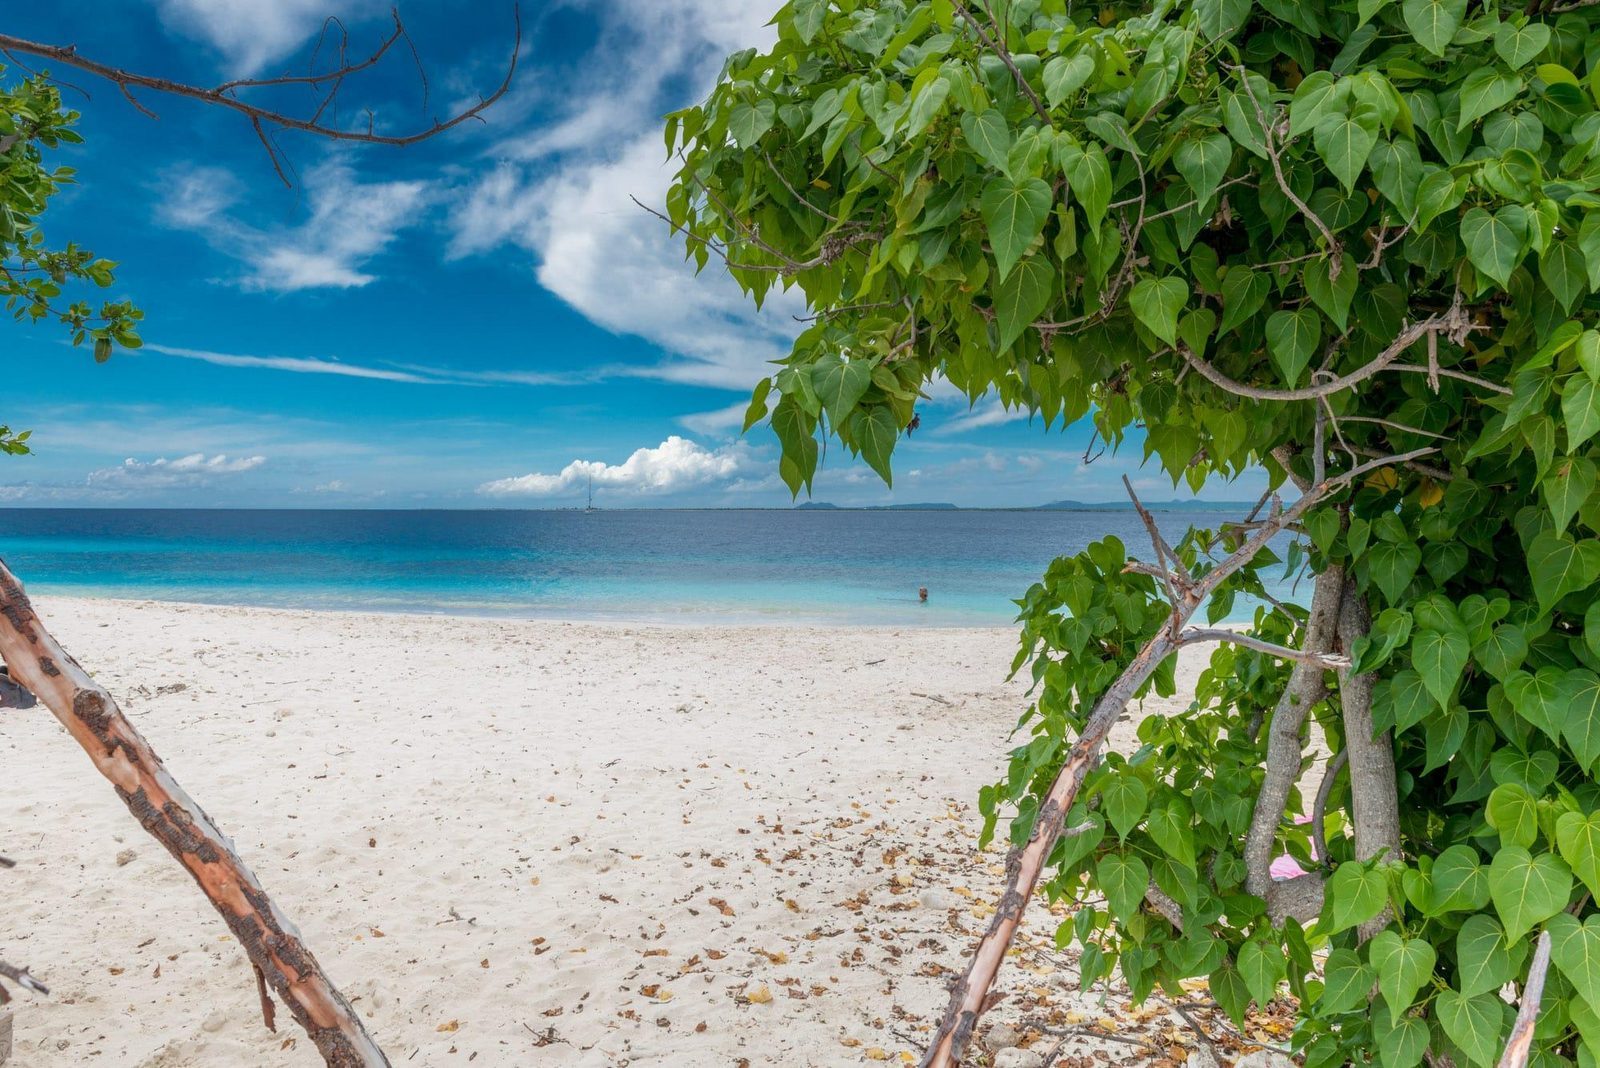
[795,499,1259,512]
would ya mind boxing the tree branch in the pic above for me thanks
[0,561,387,1066]
[920,447,1437,1068]
[951,2,1050,122]
[1496,928,1552,1068]
[1179,627,1351,669]
[0,6,521,186]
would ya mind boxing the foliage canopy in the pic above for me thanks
[669,0,1600,1062]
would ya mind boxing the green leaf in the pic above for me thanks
[848,405,898,486]
[1456,69,1524,130]
[1193,0,1251,39]
[1101,774,1148,838]
[1557,810,1600,900]
[1130,277,1188,346]
[1147,802,1196,871]
[1563,670,1600,773]
[1266,308,1321,385]
[1413,627,1469,706]
[1173,134,1231,206]
[743,378,773,432]
[1320,949,1374,1013]
[1578,330,1600,383]
[811,358,873,427]
[1415,168,1467,230]
[1461,205,1528,287]
[1542,241,1590,313]
[1488,845,1572,940]
[1324,861,1389,934]
[1403,0,1467,56]
[1434,988,1505,1068]
[1455,914,1515,998]
[1433,845,1491,911]
[1097,852,1149,923]
[728,97,776,149]
[1059,141,1112,229]
[1368,930,1436,1014]
[1565,375,1600,450]
[1290,72,1343,137]
[1526,531,1600,612]
[995,255,1055,351]
[1551,912,1600,1013]
[1378,1012,1430,1068]
[981,176,1052,281]
[1314,113,1379,193]
[1042,52,1095,108]
[1367,541,1423,603]
[1217,267,1270,333]
[960,109,1013,176]
[904,76,951,139]
[1475,623,1529,681]
[1304,254,1359,331]
[1237,938,1285,1007]
[1506,668,1569,742]
[1493,20,1551,68]
[1486,782,1539,849]
[791,0,828,44]
[1543,456,1596,532]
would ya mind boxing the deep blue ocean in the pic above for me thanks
[0,508,1281,626]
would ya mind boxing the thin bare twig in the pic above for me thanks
[1179,628,1352,669]
[952,2,1050,122]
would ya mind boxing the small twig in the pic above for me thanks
[1497,929,1552,1068]
[1311,749,1348,869]
[951,2,1050,122]
[911,691,953,706]
[1169,1000,1221,1061]
[1179,628,1352,669]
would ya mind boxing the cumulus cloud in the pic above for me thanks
[156,0,382,76]
[87,453,267,490]
[446,0,798,390]
[478,435,751,497]
[158,162,429,292]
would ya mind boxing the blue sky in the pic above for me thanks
[0,0,1266,509]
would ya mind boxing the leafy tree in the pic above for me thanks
[669,0,1600,1063]
[0,66,144,457]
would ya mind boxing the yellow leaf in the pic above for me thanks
[747,985,774,1004]
[1418,480,1444,508]
[436,1020,461,1033]
[866,1049,890,1061]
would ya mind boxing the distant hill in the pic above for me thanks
[1033,499,1259,512]
[794,501,960,510]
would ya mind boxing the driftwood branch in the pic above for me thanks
[0,5,521,186]
[920,447,1437,1068]
[1496,928,1552,1068]
[0,560,386,1066]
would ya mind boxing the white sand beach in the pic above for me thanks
[1,597,1223,1067]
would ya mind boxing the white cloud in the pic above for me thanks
[147,342,443,384]
[86,453,267,490]
[676,400,749,436]
[932,398,1033,435]
[478,435,752,497]
[156,0,383,76]
[158,161,429,292]
[446,0,797,390]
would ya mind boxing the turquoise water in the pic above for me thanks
[0,508,1286,626]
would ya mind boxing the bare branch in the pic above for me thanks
[1311,748,1347,871]
[1179,627,1351,669]
[0,5,521,186]
[921,446,1437,1068]
[1497,928,1552,1068]
[1232,65,1342,275]
[951,2,1050,122]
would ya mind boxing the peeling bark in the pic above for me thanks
[0,561,387,1067]
[1242,566,1344,899]
[1338,579,1401,942]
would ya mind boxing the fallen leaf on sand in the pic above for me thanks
[436,1020,461,1033]
[865,1049,890,1061]
[746,986,773,1005]
[710,898,735,916]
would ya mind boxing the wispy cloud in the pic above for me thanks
[155,0,384,76]
[87,452,266,490]
[931,397,1034,436]
[158,161,429,292]
[478,435,753,497]
[446,1,797,391]
[677,401,749,436]
[146,343,443,384]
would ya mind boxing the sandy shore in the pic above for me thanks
[1,597,1212,1067]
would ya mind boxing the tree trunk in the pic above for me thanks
[0,562,388,1068]
[1337,578,1401,941]
[1243,566,1344,898]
